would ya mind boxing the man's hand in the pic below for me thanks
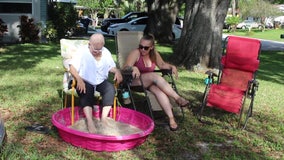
[114,69,123,84]
[76,78,86,94]
[110,67,123,84]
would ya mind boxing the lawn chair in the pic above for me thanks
[116,31,184,123]
[60,38,102,124]
[60,38,99,106]
[198,36,261,129]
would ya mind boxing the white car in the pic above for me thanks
[107,16,182,40]
[236,20,263,29]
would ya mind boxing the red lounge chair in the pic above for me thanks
[198,36,261,129]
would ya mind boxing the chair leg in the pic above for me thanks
[62,90,68,109]
[126,84,137,111]
[239,93,255,130]
[197,84,210,122]
[143,89,154,120]
[169,75,185,123]
[172,105,185,123]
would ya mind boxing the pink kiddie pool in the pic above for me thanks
[52,106,154,152]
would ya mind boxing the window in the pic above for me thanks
[0,3,32,14]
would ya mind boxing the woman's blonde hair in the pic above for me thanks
[141,34,156,62]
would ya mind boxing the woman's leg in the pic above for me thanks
[133,72,187,104]
[148,85,177,129]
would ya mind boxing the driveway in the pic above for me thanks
[87,30,284,51]
[260,40,284,51]
[223,34,284,51]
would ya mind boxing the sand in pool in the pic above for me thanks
[69,117,142,136]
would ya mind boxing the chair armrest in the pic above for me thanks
[248,79,259,96]
[205,70,218,77]
[121,67,133,86]
[204,70,218,84]
[154,69,172,76]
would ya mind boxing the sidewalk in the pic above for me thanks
[87,27,113,37]
[260,39,284,51]
[223,34,284,51]
[85,30,284,51]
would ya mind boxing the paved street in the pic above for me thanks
[88,29,284,51]
[260,39,284,51]
[223,34,284,51]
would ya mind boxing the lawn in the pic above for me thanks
[224,28,284,42]
[0,30,283,159]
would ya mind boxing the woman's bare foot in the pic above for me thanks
[175,97,189,107]
[169,117,178,131]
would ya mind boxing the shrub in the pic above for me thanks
[0,18,8,42]
[47,2,77,41]
[17,15,40,43]
[225,16,241,32]
[42,21,57,42]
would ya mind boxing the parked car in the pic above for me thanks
[223,21,231,29]
[101,11,184,33]
[101,12,148,32]
[236,20,263,29]
[107,16,182,40]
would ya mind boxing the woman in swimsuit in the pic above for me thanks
[123,34,189,131]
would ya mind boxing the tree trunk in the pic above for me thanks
[145,0,179,43]
[173,0,230,70]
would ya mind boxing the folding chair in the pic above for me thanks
[60,38,102,124]
[198,36,261,129]
[115,31,184,123]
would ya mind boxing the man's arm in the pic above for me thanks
[109,67,123,84]
[69,65,86,93]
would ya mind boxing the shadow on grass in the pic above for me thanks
[1,42,282,159]
[0,43,60,72]
[258,51,284,84]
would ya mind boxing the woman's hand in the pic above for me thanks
[132,66,140,79]
[171,65,178,79]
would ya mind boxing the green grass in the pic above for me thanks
[0,34,283,159]
[225,29,284,42]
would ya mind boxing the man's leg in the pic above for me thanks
[83,106,96,133]
[77,81,97,133]
[96,80,115,121]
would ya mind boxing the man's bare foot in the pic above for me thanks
[87,120,96,133]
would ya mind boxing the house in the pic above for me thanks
[0,0,77,43]
[0,0,49,43]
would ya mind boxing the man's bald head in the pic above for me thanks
[88,33,105,56]
[89,33,105,46]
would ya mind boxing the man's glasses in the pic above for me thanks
[89,45,103,53]
[138,45,150,50]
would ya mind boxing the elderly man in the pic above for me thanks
[69,33,122,133]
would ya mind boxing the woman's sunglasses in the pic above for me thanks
[138,45,150,50]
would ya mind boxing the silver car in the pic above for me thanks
[236,20,263,29]
[107,16,181,40]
